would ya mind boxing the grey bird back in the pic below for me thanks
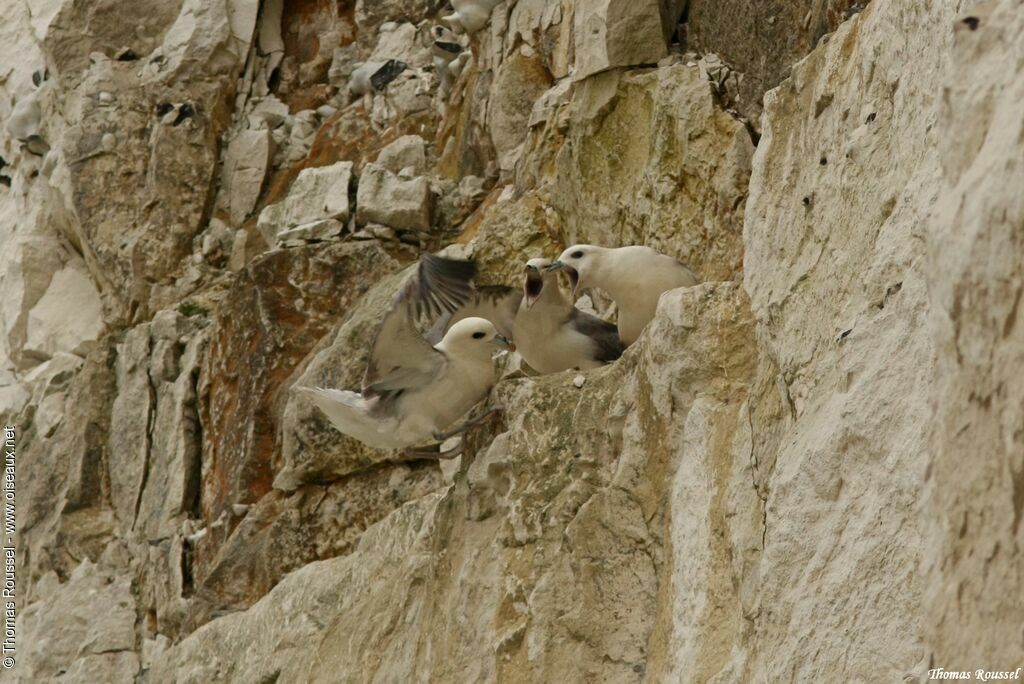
[568,308,625,363]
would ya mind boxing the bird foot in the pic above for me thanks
[432,405,504,442]
[397,406,503,462]
[401,440,464,461]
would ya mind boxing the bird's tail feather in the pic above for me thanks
[295,386,397,448]
[296,386,363,408]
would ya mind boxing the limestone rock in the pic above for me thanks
[18,562,139,682]
[189,463,442,624]
[44,0,184,89]
[23,263,105,361]
[15,343,119,610]
[355,0,434,49]
[686,0,865,123]
[488,50,553,172]
[247,95,289,129]
[107,324,153,529]
[4,0,1023,679]
[546,65,752,281]
[0,377,29,419]
[195,242,400,600]
[0,219,78,371]
[375,134,427,175]
[355,162,431,231]
[739,1,955,679]
[221,129,273,225]
[145,0,256,83]
[369,21,432,68]
[275,219,343,244]
[61,59,229,322]
[257,162,353,245]
[276,267,410,489]
[573,0,667,80]
[91,308,209,641]
[528,78,573,128]
[258,0,285,57]
[923,0,1024,667]
[436,64,498,179]
[152,282,757,682]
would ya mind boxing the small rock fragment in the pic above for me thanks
[23,135,50,156]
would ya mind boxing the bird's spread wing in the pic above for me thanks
[362,298,445,396]
[362,253,477,395]
[568,308,625,363]
[427,285,523,343]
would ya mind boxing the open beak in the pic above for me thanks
[492,334,514,351]
[545,261,579,296]
[523,266,543,309]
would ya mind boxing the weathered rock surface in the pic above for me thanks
[220,129,273,225]
[538,64,753,281]
[686,0,864,124]
[23,263,104,361]
[740,0,950,677]
[355,162,432,231]
[923,0,1024,670]
[488,50,553,172]
[3,0,1022,681]
[150,282,759,682]
[257,161,353,245]
[18,560,139,682]
[375,134,427,175]
[46,0,254,324]
[193,241,400,600]
[573,0,667,80]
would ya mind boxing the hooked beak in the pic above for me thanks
[546,261,579,296]
[492,334,514,351]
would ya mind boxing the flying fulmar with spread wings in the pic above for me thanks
[297,253,514,457]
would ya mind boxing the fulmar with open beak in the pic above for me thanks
[513,257,623,374]
[548,244,700,346]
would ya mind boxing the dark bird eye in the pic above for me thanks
[571,250,584,259]
[472,331,486,339]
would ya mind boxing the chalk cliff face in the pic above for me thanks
[2,0,1021,681]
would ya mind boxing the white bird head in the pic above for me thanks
[438,317,513,356]
[548,244,602,296]
[522,257,558,309]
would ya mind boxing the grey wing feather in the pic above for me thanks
[407,252,478,321]
[362,298,445,397]
[427,285,523,343]
[362,253,476,395]
[568,308,625,363]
